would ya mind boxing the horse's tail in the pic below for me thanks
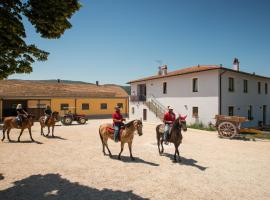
[99,126,104,144]
[156,124,161,141]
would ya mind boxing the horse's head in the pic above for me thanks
[52,112,59,121]
[178,114,187,132]
[27,114,35,126]
[133,119,143,136]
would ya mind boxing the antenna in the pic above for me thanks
[155,60,163,67]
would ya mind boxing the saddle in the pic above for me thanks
[106,126,125,140]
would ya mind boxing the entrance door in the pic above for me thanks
[137,84,146,101]
[143,109,147,121]
[263,105,267,125]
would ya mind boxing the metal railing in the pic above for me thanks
[146,95,167,120]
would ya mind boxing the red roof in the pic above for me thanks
[128,65,221,83]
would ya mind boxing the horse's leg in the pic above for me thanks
[28,128,34,142]
[176,143,181,162]
[7,128,12,142]
[18,128,24,142]
[104,139,112,157]
[157,133,162,155]
[46,126,50,137]
[118,142,125,160]
[128,142,134,161]
[41,125,43,136]
[52,125,55,137]
[160,138,164,154]
[173,143,180,162]
[2,127,5,141]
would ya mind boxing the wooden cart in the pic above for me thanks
[215,115,248,138]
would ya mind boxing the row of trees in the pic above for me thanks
[0,0,81,79]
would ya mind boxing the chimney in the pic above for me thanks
[233,58,240,71]
[96,81,99,86]
[163,65,168,75]
[57,79,61,83]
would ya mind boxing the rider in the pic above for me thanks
[16,104,28,127]
[44,105,52,125]
[163,106,176,144]
[112,105,126,142]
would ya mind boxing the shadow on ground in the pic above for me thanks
[2,140,43,144]
[44,135,67,140]
[0,173,148,200]
[0,174,4,181]
[110,155,159,167]
[163,153,208,171]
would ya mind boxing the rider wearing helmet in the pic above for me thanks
[16,104,28,127]
[44,105,52,125]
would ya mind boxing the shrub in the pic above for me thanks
[187,122,216,131]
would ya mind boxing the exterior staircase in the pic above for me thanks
[145,95,167,121]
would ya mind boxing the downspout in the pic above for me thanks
[219,70,227,115]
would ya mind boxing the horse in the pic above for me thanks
[156,115,187,162]
[99,119,143,160]
[39,112,59,137]
[1,114,35,142]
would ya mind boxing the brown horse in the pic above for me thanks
[39,112,59,137]
[2,115,35,142]
[156,115,187,162]
[99,119,143,160]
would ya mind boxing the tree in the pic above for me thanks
[0,0,81,79]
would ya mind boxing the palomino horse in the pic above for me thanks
[39,112,59,137]
[2,115,35,142]
[156,115,187,162]
[99,119,143,160]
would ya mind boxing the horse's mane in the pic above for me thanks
[124,120,135,128]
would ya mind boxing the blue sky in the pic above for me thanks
[10,0,270,85]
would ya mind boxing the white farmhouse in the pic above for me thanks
[128,59,270,127]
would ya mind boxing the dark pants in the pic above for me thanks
[114,123,123,142]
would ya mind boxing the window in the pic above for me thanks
[228,77,234,92]
[248,105,253,120]
[243,80,248,93]
[132,107,135,114]
[163,82,167,94]
[192,107,198,118]
[82,103,89,110]
[228,106,234,116]
[60,104,69,110]
[265,83,268,94]
[258,82,261,94]
[100,103,107,110]
[117,103,123,108]
[192,78,198,92]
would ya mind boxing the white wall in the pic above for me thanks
[221,71,270,127]
[130,69,220,125]
[129,101,162,124]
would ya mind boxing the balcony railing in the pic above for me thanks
[130,95,146,102]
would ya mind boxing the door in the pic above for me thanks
[263,105,267,125]
[137,84,146,101]
[143,109,147,121]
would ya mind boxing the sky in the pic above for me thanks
[9,0,270,85]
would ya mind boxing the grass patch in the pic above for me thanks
[187,122,216,131]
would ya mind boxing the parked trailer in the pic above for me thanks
[215,115,248,138]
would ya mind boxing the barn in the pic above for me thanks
[0,80,129,121]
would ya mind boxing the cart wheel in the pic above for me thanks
[218,121,237,138]
[78,118,86,124]
[62,117,72,125]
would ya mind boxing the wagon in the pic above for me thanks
[215,115,248,138]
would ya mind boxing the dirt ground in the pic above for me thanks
[0,119,270,200]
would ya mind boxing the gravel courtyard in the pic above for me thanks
[0,119,270,200]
